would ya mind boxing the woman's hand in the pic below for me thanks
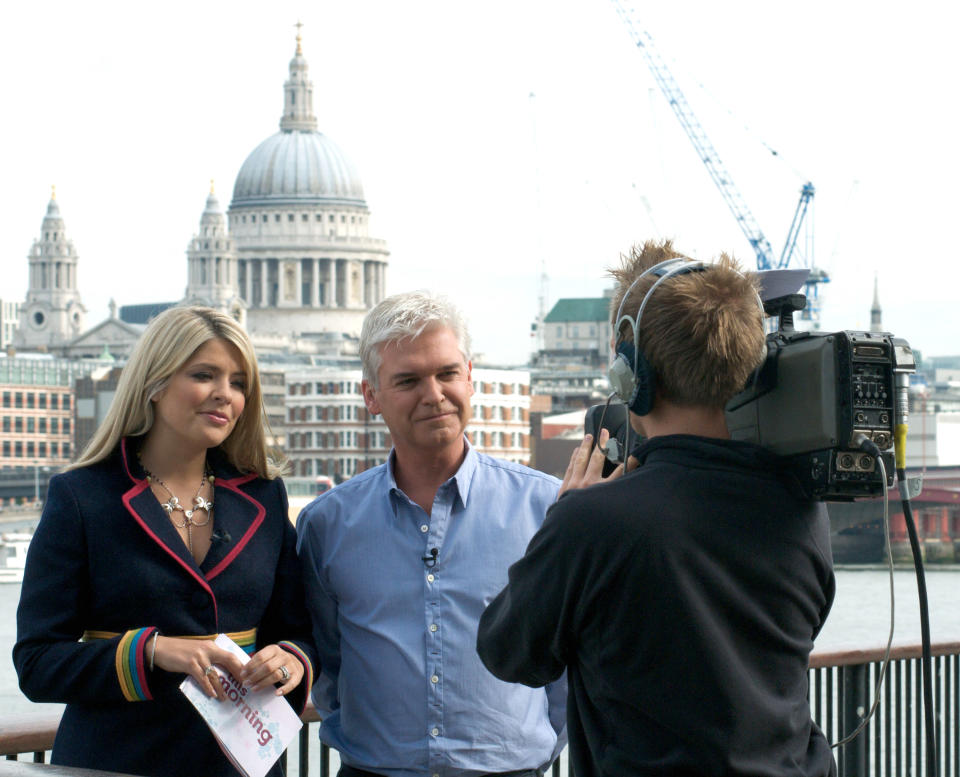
[152,636,247,700]
[240,645,304,696]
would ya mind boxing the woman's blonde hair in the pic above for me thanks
[71,306,284,478]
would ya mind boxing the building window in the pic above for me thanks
[14,393,22,408]
[329,214,335,222]
[2,441,9,457]
[27,442,35,458]
[27,418,34,433]
[274,214,281,222]
[51,418,59,434]
[63,418,71,433]
[2,392,9,408]
[38,417,46,433]
[38,393,47,409]
[288,213,295,222]
[62,395,70,410]
[51,442,58,457]
[14,418,22,433]
[39,442,47,457]
[50,394,58,409]
[14,441,23,458]
[1,417,8,432]
[302,213,309,222]
[63,443,70,457]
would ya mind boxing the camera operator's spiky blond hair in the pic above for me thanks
[609,239,766,409]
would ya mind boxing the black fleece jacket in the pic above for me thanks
[478,434,836,777]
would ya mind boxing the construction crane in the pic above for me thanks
[610,1,828,324]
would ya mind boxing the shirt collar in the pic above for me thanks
[385,436,479,510]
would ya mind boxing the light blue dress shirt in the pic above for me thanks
[296,441,566,777]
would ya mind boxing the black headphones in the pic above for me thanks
[608,257,768,417]
[608,258,706,416]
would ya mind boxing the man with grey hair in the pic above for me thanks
[297,290,566,777]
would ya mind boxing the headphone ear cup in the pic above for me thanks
[630,347,656,416]
[608,341,656,416]
[608,342,637,406]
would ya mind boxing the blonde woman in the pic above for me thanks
[15,306,317,777]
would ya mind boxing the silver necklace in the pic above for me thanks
[140,462,215,555]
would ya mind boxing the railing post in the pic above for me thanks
[320,742,330,777]
[841,663,869,777]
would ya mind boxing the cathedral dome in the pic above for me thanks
[231,130,366,207]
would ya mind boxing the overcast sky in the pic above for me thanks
[2,0,957,364]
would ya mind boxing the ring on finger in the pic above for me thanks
[278,665,290,682]
[204,665,217,677]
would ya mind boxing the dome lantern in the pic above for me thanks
[280,23,318,133]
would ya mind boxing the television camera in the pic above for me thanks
[587,294,916,501]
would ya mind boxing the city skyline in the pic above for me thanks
[2,0,958,363]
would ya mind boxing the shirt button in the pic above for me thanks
[427,573,435,583]
[420,524,428,533]
[429,623,438,632]
[431,674,439,684]
[431,727,439,737]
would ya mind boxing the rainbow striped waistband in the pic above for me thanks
[82,627,258,653]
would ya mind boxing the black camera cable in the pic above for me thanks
[835,430,937,777]
[892,412,938,777]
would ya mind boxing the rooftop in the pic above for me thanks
[543,298,610,324]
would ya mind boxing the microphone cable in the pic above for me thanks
[834,383,937,777]
[830,440,894,749]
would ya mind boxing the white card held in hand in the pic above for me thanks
[180,634,303,777]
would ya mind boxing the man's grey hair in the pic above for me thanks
[360,290,472,387]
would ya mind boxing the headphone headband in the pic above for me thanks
[609,256,765,417]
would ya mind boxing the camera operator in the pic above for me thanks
[477,239,837,777]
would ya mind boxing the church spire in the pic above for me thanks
[870,273,883,332]
[280,22,318,132]
[14,193,87,351]
[184,187,244,325]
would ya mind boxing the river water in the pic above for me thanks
[2,566,958,773]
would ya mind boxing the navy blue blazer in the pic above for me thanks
[14,438,318,777]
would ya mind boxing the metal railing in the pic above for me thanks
[3,643,959,776]
[810,642,960,777]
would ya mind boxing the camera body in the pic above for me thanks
[586,295,916,501]
[724,295,915,500]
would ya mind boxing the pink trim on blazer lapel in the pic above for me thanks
[119,438,219,626]
[205,472,265,582]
